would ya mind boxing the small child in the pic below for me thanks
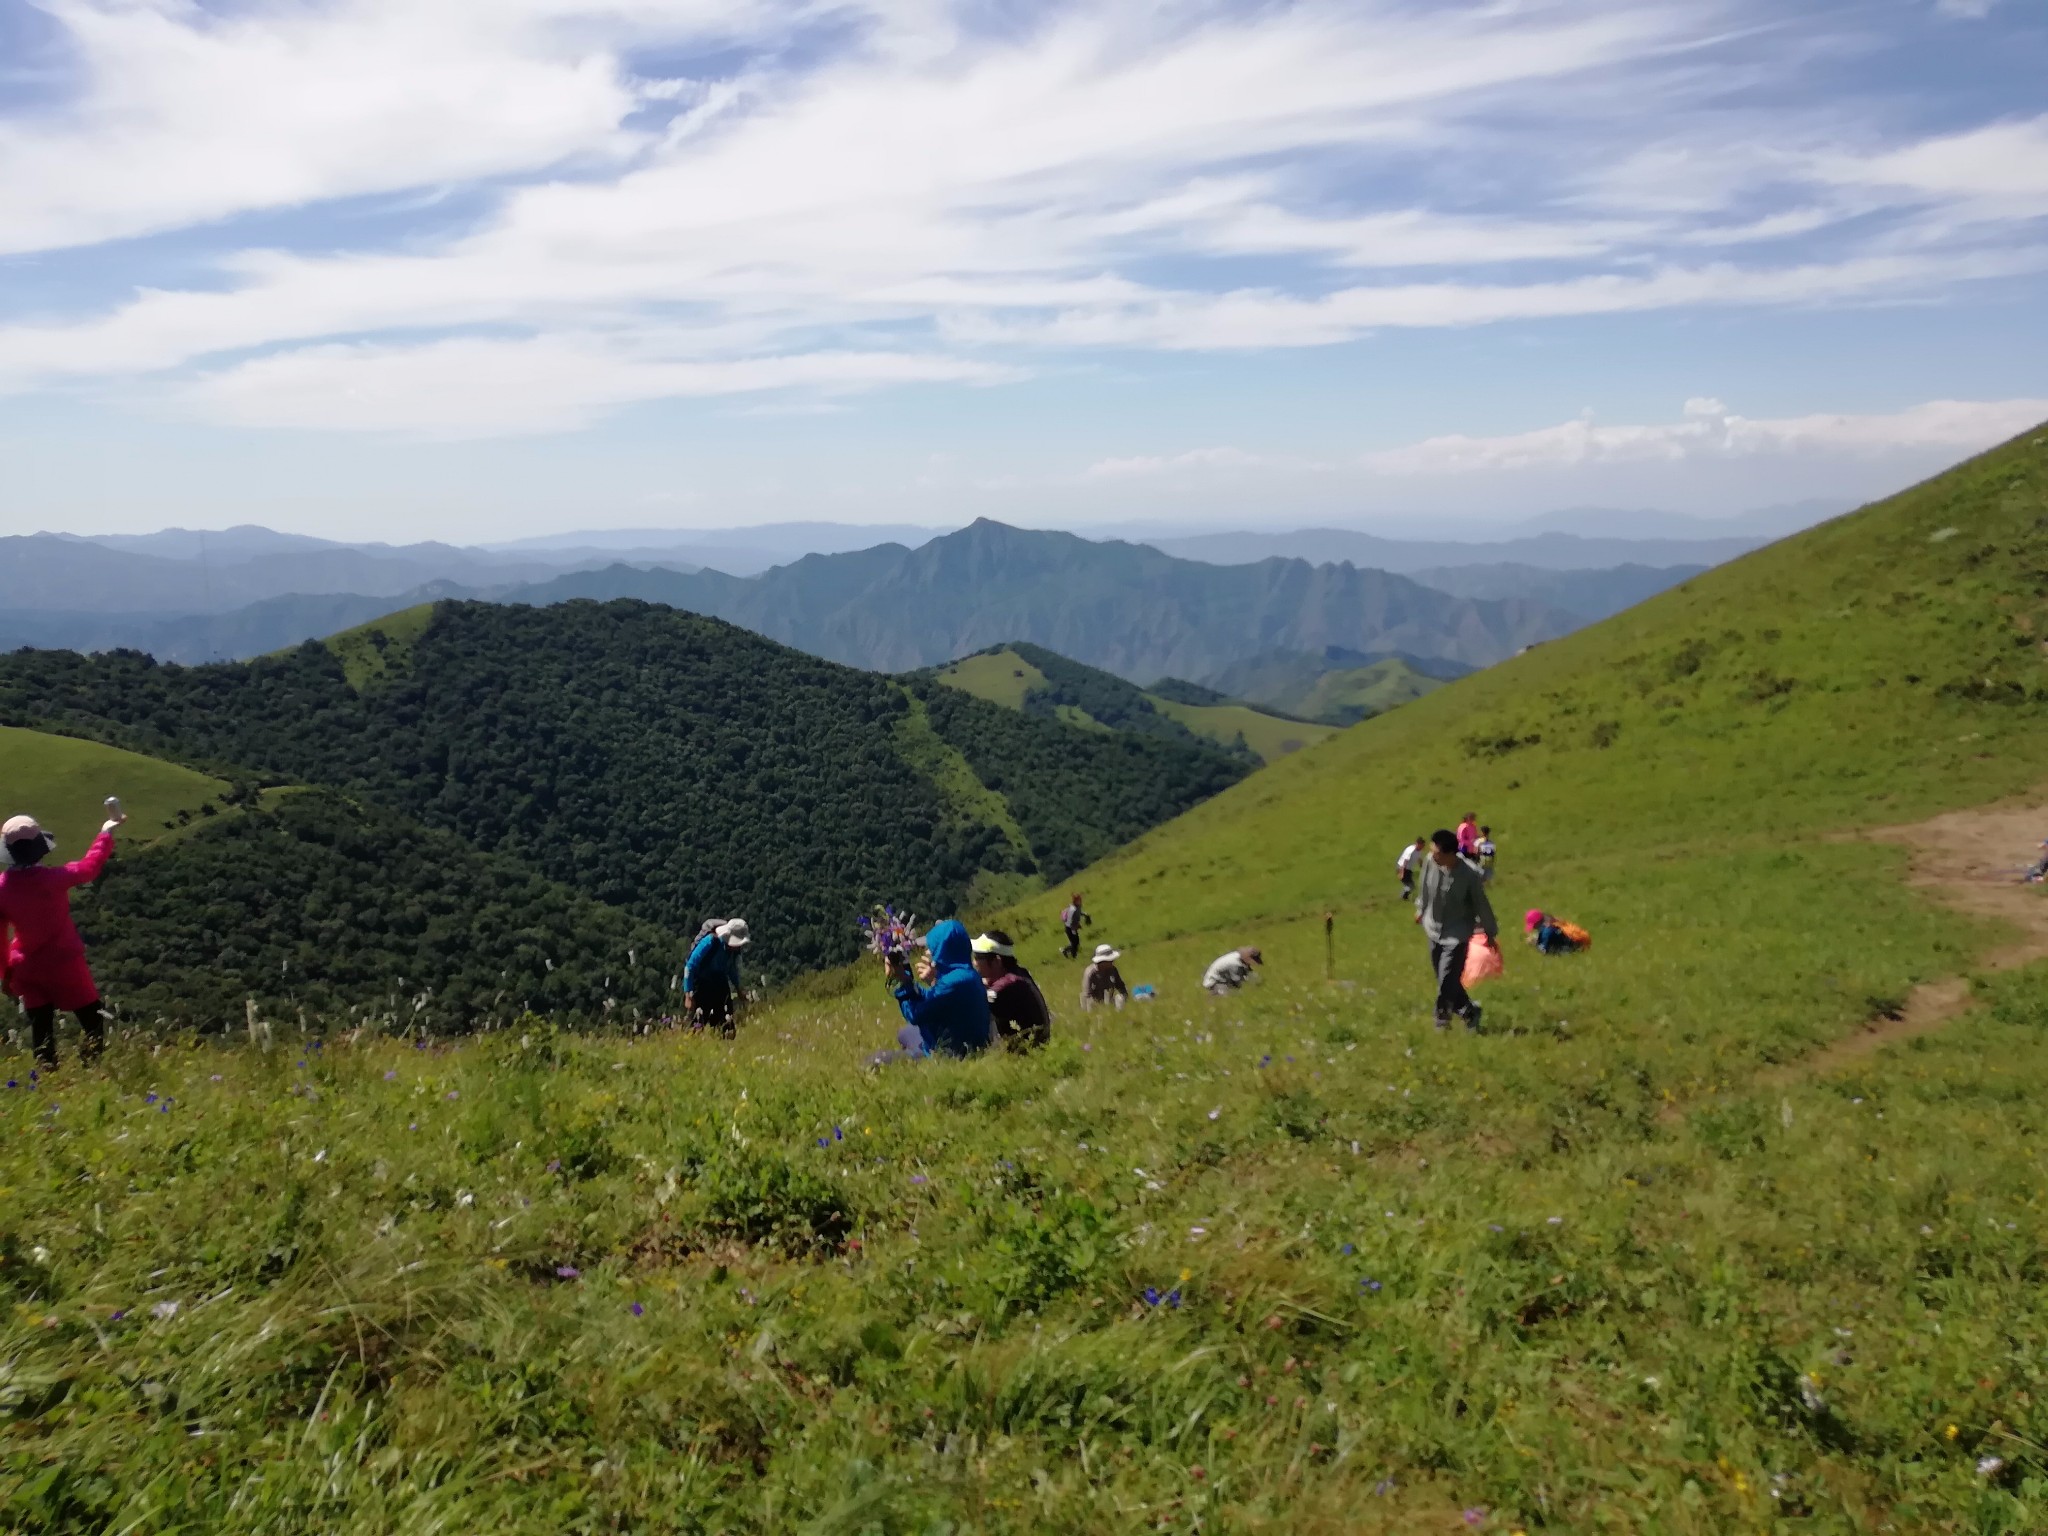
[1477,825,1497,882]
[1,800,126,1069]
[1395,834,1427,898]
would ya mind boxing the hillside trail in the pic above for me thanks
[1762,798,2048,1085]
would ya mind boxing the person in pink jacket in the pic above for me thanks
[1,802,124,1069]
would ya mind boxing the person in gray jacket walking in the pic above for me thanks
[1415,828,1499,1031]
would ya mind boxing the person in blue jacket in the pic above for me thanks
[882,919,992,1059]
[685,918,749,1037]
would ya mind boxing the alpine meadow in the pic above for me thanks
[2,421,2046,1533]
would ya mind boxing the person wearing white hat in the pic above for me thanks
[684,918,750,1037]
[972,929,1051,1051]
[0,798,126,1069]
[1202,947,1263,995]
[1079,943,1128,1011]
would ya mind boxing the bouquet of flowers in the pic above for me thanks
[858,904,922,959]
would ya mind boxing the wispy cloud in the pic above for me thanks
[0,1,2043,435]
[1362,398,2048,476]
[1085,447,1291,479]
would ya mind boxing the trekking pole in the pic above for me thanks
[1323,910,1334,982]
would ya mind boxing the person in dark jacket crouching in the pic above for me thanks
[972,929,1051,1051]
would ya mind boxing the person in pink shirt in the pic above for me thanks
[0,801,124,1070]
[1456,812,1481,860]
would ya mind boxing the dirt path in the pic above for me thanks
[1764,799,2048,1082]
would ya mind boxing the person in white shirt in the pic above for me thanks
[1202,947,1262,995]
[1395,834,1428,899]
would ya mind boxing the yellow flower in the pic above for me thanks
[1180,1268,1192,1283]
[1945,1423,1960,1440]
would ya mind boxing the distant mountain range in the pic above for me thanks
[0,513,1763,674]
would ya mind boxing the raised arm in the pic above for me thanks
[58,828,117,889]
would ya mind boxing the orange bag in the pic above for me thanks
[1557,921,1592,950]
[1462,933,1504,987]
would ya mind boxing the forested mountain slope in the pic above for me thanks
[926,641,1334,763]
[0,601,1245,979]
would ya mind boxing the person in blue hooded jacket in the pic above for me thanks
[883,919,992,1059]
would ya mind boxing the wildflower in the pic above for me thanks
[209,1074,222,1082]
[109,1310,127,1322]
[5,1080,15,1089]
[1945,1424,1960,1440]
[145,1093,157,1105]
[1179,1268,1191,1283]
[384,1071,397,1081]
[1798,1374,1826,1412]
[1488,1223,1503,1233]
[445,1090,459,1100]
[1463,1509,1486,1527]
[1341,1243,1354,1256]
[159,1103,169,1114]
[630,1302,645,1318]
[313,1149,327,1163]
[1258,1054,1271,1068]
[556,1265,580,1279]
[1546,1216,1562,1225]
[1207,1107,1220,1120]
[1166,1289,1182,1308]
[818,1137,829,1148]
[1188,1225,1206,1239]
[408,1122,418,1131]
[834,1125,844,1141]
[151,1301,180,1320]
[1372,1479,1396,1496]
[545,1159,561,1174]
[1362,1278,1382,1293]
[1188,1465,1205,1480]
[1976,1455,2004,1477]
[910,1174,927,1185]
[1143,1287,1161,1307]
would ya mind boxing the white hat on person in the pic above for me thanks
[716,918,751,949]
[2,815,45,845]
[1091,943,1120,963]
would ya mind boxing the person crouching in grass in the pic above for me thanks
[1,801,125,1070]
[973,930,1051,1050]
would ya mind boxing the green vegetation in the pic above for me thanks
[81,789,687,1030]
[930,641,1325,763]
[5,428,2048,1530]
[322,602,434,689]
[0,602,1239,978]
[1147,695,1335,762]
[0,725,231,852]
[1203,649,1451,725]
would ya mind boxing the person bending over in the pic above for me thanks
[1202,947,1262,995]
[1079,944,1129,1011]
[684,918,750,1037]
[1,803,124,1070]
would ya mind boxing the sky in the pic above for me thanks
[1,0,2046,544]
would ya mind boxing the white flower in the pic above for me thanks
[1207,1108,1220,1120]
[30,1245,50,1265]
[1977,1456,2005,1477]
[151,1300,180,1320]
[312,1148,327,1163]
[456,1190,475,1208]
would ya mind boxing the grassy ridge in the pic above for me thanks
[4,428,2048,1531]
[0,725,230,852]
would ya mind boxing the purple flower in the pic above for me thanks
[818,1137,829,1148]
[384,1071,397,1081]
[1143,1287,1161,1306]
[1463,1509,1486,1527]
[1340,1243,1354,1256]
[556,1265,580,1279]
[630,1301,645,1317]
[408,1122,418,1131]
[833,1125,843,1141]
[910,1174,927,1185]
[296,1059,306,1067]
[1488,1223,1504,1233]
[209,1074,222,1082]
[1166,1289,1182,1308]
[109,1309,128,1322]
[445,1090,459,1100]
[1362,1278,1382,1293]
[7,1080,18,1090]
[145,1093,158,1104]
[545,1159,561,1174]
[1373,1479,1395,1496]
[159,1103,169,1114]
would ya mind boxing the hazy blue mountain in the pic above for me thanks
[1502,499,1846,541]
[1401,562,1708,619]
[503,519,1579,678]
[1147,527,1764,572]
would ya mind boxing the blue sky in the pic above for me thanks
[1,0,2045,543]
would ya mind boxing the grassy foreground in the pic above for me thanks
[5,426,2048,1532]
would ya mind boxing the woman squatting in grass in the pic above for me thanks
[2,798,126,1069]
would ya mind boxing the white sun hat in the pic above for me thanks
[716,918,751,949]
[1091,943,1121,963]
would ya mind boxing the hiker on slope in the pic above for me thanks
[1079,943,1129,1011]
[1416,828,1497,1032]
[0,801,125,1070]
[1203,947,1262,995]
[684,918,750,1037]
[1059,892,1090,959]
[1396,833,1428,899]
[973,929,1052,1051]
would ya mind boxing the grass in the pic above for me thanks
[931,650,1050,711]
[323,603,436,691]
[5,425,2048,1532]
[1146,696,1335,763]
[1290,657,1445,726]
[0,725,231,853]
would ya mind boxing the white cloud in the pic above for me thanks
[178,333,1015,436]
[1934,0,2003,18]
[1362,397,2048,475]
[0,2,2043,436]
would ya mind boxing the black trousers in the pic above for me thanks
[29,1001,106,1070]
[1061,925,1082,959]
[1428,938,1474,1023]
[690,984,735,1039]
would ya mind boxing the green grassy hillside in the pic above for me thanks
[0,724,231,851]
[1202,648,1453,725]
[6,429,2048,1533]
[933,641,1331,763]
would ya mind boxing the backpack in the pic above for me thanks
[1060,904,1079,928]
[1557,920,1592,950]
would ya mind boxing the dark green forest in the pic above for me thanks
[0,601,1244,991]
[81,790,686,1030]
